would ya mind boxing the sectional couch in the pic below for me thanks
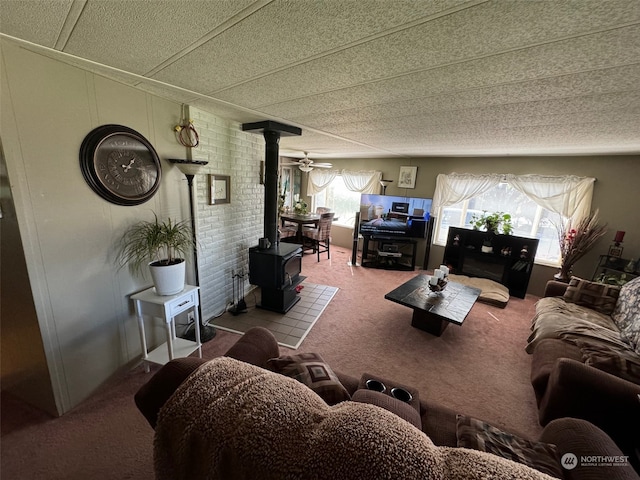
[136,327,639,479]
[527,276,640,472]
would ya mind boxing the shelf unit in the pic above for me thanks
[592,255,639,285]
[442,227,539,298]
[361,235,418,270]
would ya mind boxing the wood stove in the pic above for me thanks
[243,120,304,313]
[249,243,304,312]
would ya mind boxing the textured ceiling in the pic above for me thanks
[1,0,639,159]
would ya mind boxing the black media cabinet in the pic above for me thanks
[361,235,418,271]
[442,227,539,298]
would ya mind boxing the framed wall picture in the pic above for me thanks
[398,166,418,189]
[209,175,230,205]
[608,245,623,258]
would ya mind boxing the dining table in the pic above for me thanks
[280,213,320,242]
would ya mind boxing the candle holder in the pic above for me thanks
[428,277,448,294]
[608,230,625,258]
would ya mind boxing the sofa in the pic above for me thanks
[136,327,639,480]
[527,276,640,472]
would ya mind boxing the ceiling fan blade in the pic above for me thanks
[312,164,333,168]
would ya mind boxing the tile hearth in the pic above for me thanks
[210,283,338,348]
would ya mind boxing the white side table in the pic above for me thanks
[131,284,202,372]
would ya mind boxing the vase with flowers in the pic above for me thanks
[555,210,607,282]
[293,195,308,215]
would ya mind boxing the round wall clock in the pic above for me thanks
[80,124,162,206]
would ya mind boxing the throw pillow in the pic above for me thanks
[267,353,350,405]
[456,415,563,479]
[612,276,640,354]
[563,276,620,315]
[352,389,422,429]
[581,346,640,384]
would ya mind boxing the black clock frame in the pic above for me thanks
[79,124,162,206]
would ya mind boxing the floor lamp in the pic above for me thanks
[169,159,216,343]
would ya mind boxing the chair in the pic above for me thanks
[279,225,298,242]
[302,212,334,261]
[279,216,299,242]
[315,207,332,214]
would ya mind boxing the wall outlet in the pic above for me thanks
[187,312,195,324]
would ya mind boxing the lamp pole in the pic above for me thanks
[184,173,200,286]
[169,159,216,342]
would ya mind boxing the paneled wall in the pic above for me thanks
[1,41,271,414]
[1,41,187,414]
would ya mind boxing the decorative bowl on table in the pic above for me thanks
[428,278,448,293]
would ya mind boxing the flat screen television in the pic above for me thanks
[359,194,433,238]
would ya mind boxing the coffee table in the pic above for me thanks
[384,274,481,336]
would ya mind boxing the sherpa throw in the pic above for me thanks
[154,357,556,480]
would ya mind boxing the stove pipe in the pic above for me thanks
[242,121,302,246]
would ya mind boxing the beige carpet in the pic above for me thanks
[210,283,338,348]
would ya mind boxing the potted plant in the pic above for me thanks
[470,211,513,253]
[116,214,194,295]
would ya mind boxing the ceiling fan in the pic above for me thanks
[282,152,332,172]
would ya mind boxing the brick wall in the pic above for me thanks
[189,108,265,321]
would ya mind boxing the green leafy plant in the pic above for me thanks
[471,211,513,235]
[598,273,629,286]
[116,214,194,275]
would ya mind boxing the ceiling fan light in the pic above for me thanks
[299,165,313,172]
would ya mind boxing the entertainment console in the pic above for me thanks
[442,227,539,298]
[361,235,418,270]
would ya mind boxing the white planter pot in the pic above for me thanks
[149,259,186,295]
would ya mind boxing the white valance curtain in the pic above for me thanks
[506,174,595,221]
[431,173,596,221]
[306,169,338,195]
[431,174,500,215]
[341,170,382,193]
[307,169,381,195]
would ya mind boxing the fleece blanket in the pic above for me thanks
[526,297,628,354]
[527,297,640,383]
[154,357,555,480]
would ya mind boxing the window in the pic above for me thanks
[434,183,562,265]
[312,175,361,228]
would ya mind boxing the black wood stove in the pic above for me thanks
[243,121,304,313]
[249,243,304,312]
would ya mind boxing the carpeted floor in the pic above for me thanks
[1,245,545,479]
[211,283,338,348]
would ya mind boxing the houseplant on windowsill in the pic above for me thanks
[116,214,194,295]
[470,211,513,253]
[555,210,607,282]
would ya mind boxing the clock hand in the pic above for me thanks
[121,158,136,172]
